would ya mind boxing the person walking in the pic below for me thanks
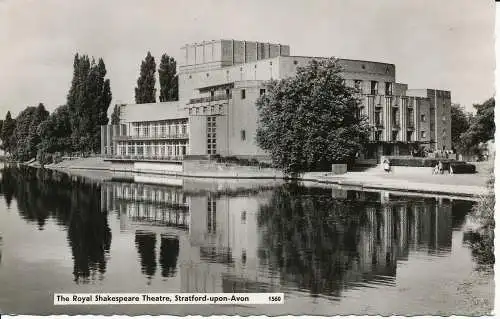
[438,161,444,175]
[383,159,391,173]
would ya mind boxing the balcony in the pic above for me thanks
[114,134,189,141]
[392,122,400,130]
[188,93,232,105]
[407,121,415,129]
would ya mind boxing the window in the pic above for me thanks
[385,82,393,96]
[207,116,217,155]
[241,89,246,99]
[420,114,426,122]
[392,131,398,141]
[354,80,362,90]
[241,211,246,223]
[407,131,413,141]
[370,81,378,95]
[241,130,246,141]
[260,88,266,96]
[375,131,382,141]
[375,112,382,126]
[210,90,215,98]
[420,131,427,138]
[226,88,230,96]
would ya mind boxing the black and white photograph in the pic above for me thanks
[0,0,496,317]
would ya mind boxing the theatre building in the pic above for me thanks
[101,39,451,164]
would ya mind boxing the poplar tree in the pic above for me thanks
[66,53,112,154]
[158,54,178,102]
[1,111,16,154]
[135,52,157,104]
[110,104,121,125]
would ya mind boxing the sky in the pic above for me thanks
[0,0,495,117]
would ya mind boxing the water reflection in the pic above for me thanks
[0,165,474,302]
[0,165,112,283]
[135,231,157,282]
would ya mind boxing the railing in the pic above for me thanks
[104,154,185,161]
[188,93,232,104]
[114,134,189,141]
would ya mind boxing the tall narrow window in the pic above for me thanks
[241,89,246,99]
[354,80,362,91]
[370,81,378,95]
[241,130,246,141]
[385,82,393,96]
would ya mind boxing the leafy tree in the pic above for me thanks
[451,103,470,149]
[110,104,121,125]
[135,52,157,104]
[67,54,112,154]
[10,103,49,161]
[256,58,369,176]
[158,54,178,102]
[1,111,16,154]
[38,105,73,155]
[458,98,495,154]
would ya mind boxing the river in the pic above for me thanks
[0,164,492,316]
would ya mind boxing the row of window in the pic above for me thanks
[354,80,392,95]
[372,130,427,142]
[132,122,188,137]
[189,104,225,115]
[116,141,188,156]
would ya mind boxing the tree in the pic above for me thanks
[135,52,157,104]
[10,103,49,161]
[451,103,470,148]
[256,58,369,176]
[39,105,73,155]
[158,54,178,102]
[1,111,16,154]
[458,98,495,154]
[66,54,112,154]
[110,104,121,125]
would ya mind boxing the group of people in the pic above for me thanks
[433,160,453,175]
[381,159,452,175]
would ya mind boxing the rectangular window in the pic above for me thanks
[354,80,362,91]
[260,89,266,96]
[420,114,426,122]
[421,131,427,138]
[407,131,413,141]
[241,130,246,141]
[385,82,393,96]
[392,131,398,141]
[370,81,378,95]
[241,89,246,99]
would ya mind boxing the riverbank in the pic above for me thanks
[26,157,489,197]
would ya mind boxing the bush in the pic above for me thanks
[463,169,494,268]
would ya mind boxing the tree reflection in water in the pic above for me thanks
[135,231,157,283]
[0,164,112,283]
[159,234,180,278]
[257,184,371,298]
[257,184,466,298]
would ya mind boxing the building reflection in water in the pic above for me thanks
[101,181,463,298]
